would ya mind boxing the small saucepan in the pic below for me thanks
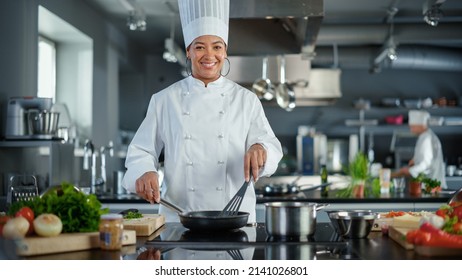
[265,202,329,236]
[160,199,249,231]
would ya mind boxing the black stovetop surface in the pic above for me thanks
[146,223,343,244]
[142,223,358,260]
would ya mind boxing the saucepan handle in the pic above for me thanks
[160,198,184,214]
[315,203,330,211]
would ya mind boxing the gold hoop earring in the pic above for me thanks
[221,58,230,77]
[186,58,192,76]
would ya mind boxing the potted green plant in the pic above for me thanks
[409,172,425,195]
[337,152,369,198]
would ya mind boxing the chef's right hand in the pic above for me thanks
[135,171,160,204]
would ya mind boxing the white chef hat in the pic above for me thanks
[408,110,430,126]
[178,0,230,49]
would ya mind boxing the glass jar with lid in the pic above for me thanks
[99,214,124,250]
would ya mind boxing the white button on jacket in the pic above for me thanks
[123,76,283,223]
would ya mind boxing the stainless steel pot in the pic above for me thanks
[264,202,328,236]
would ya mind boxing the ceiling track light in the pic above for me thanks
[162,17,187,68]
[120,0,147,31]
[423,0,446,26]
[386,36,398,61]
[370,5,399,73]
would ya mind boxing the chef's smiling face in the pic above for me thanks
[187,35,227,86]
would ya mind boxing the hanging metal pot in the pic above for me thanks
[276,55,296,111]
[252,56,274,101]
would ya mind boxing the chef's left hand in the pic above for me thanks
[244,144,267,182]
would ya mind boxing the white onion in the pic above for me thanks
[3,216,29,239]
[33,214,63,237]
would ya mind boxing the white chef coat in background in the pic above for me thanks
[409,128,447,189]
[123,75,283,222]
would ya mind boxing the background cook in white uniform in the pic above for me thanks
[392,110,447,188]
[122,0,283,223]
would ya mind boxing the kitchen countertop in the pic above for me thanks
[96,188,455,204]
[95,174,458,205]
[4,222,461,260]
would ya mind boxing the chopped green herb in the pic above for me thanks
[123,211,143,219]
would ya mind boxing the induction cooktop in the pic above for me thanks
[141,223,358,260]
[145,223,343,244]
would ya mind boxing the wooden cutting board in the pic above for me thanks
[388,226,414,250]
[123,214,165,236]
[16,230,136,256]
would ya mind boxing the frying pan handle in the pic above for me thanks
[160,198,184,214]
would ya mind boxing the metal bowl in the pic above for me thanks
[27,110,60,135]
[328,210,377,239]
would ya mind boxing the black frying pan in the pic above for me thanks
[160,199,249,231]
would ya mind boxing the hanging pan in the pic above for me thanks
[276,55,296,111]
[252,56,274,101]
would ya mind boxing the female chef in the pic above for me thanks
[122,0,283,223]
[392,110,447,189]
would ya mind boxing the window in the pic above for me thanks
[38,36,56,101]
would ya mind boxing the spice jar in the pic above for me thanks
[99,214,124,250]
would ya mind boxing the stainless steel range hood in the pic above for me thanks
[228,55,342,106]
[225,0,330,107]
[227,0,324,57]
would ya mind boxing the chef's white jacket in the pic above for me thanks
[123,76,283,222]
[409,128,447,189]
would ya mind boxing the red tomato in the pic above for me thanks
[15,207,35,235]
[435,209,448,218]
[452,206,462,221]
[0,215,11,237]
[15,207,34,223]
[453,223,462,234]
